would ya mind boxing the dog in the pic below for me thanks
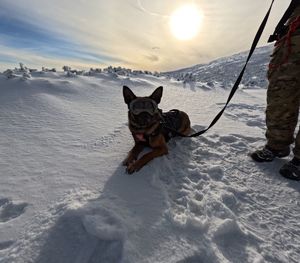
[123,85,191,174]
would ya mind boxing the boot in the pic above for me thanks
[279,157,300,181]
[251,145,290,162]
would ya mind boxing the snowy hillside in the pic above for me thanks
[0,47,299,263]
[163,45,273,89]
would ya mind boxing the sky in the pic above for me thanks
[0,0,291,72]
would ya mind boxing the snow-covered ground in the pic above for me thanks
[0,47,299,263]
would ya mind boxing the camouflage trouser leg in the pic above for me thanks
[266,31,300,157]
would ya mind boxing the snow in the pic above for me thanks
[0,47,299,263]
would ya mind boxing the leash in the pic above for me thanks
[166,0,275,138]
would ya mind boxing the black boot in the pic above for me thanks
[280,157,300,181]
[251,145,290,162]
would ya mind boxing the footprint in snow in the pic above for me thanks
[0,240,14,250]
[224,103,265,128]
[0,198,28,223]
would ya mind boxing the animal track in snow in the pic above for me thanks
[0,198,28,223]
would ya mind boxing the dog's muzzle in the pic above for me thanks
[130,112,155,127]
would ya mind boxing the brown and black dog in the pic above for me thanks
[123,85,191,174]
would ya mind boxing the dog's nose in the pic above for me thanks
[138,112,150,118]
[135,112,152,125]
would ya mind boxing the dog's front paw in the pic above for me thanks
[126,161,143,174]
[122,155,136,166]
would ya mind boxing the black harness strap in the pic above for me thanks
[268,0,300,42]
[165,0,275,138]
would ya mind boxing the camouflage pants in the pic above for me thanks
[266,26,300,157]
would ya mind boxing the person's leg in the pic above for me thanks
[251,37,300,162]
[265,63,300,151]
[272,32,300,179]
[294,130,300,159]
[279,113,300,181]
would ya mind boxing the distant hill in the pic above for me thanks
[163,45,273,89]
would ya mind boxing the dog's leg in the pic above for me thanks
[123,143,145,166]
[126,146,168,174]
[127,135,168,174]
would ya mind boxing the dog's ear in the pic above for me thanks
[123,86,137,105]
[149,86,163,104]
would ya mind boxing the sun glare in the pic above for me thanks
[170,4,203,41]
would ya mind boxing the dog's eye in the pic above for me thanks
[132,101,143,110]
[130,99,157,116]
[133,101,152,110]
[144,101,154,109]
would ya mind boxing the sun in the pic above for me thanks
[169,4,203,41]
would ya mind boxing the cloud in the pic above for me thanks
[145,54,159,62]
[0,1,125,70]
[0,0,292,71]
[0,44,122,71]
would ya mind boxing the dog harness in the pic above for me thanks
[161,109,182,142]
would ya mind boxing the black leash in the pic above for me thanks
[168,0,275,138]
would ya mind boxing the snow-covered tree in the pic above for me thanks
[3,69,17,79]
[63,66,71,72]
